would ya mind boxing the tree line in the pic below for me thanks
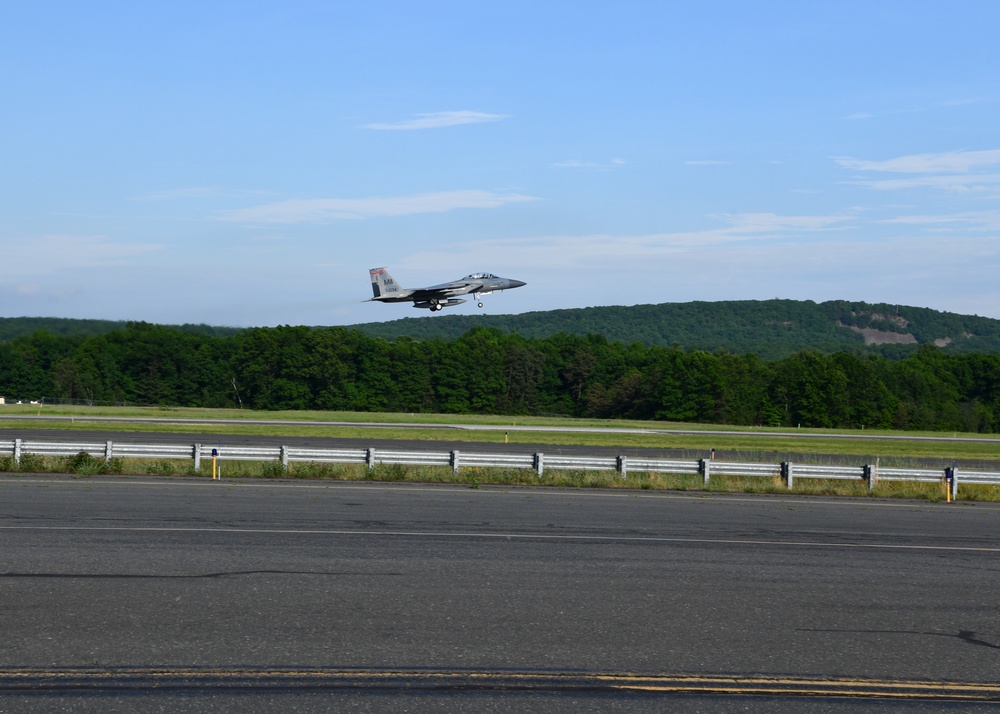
[1,322,999,433]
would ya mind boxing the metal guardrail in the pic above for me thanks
[626,458,701,476]
[704,461,781,482]
[286,447,367,465]
[369,450,452,468]
[451,451,535,470]
[787,463,866,481]
[957,470,1000,486]
[1,438,996,497]
[18,441,110,458]
[872,466,943,483]
[109,443,197,460]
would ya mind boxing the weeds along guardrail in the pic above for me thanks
[3,438,1000,497]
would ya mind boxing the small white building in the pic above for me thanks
[0,397,5,405]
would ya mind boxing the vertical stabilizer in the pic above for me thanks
[369,267,402,299]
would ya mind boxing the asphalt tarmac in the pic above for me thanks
[2,475,999,711]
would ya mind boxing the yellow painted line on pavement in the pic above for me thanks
[1,669,998,701]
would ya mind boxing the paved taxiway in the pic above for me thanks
[2,475,999,710]
[5,412,1000,443]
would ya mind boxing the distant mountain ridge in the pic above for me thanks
[4,300,1000,359]
[0,318,240,343]
[349,299,1000,359]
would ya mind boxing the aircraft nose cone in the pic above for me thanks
[508,279,526,288]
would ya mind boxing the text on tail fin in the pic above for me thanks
[369,267,401,298]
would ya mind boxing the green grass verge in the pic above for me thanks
[1,404,998,500]
[2,404,1000,462]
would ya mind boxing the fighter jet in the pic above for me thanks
[367,267,526,311]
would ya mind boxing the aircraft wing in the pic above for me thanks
[407,279,479,299]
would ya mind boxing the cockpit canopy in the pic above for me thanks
[463,273,496,280]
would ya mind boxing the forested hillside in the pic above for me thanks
[352,300,1000,359]
[6,300,1000,359]
[0,317,240,343]
[2,322,999,433]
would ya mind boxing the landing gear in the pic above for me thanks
[478,302,484,308]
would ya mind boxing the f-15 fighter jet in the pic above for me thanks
[367,267,526,311]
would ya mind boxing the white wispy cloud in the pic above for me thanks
[363,111,508,130]
[846,99,986,123]
[939,97,986,108]
[843,173,1000,193]
[5,235,161,271]
[834,149,1000,174]
[216,190,540,224]
[724,213,854,234]
[551,158,627,170]
[409,212,857,268]
[137,187,272,201]
[4,282,80,300]
[835,149,1000,193]
[880,210,1000,231]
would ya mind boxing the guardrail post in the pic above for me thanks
[864,464,876,492]
[952,464,959,500]
[782,462,793,489]
[534,452,544,478]
[366,448,375,471]
[193,443,202,471]
[700,458,711,485]
[105,440,114,462]
[13,438,21,466]
[450,450,460,475]
[280,445,289,469]
[617,454,628,480]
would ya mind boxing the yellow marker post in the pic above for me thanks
[211,447,219,480]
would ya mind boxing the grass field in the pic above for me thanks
[2,403,999,460]
[0,455,974,503]
[1,403,998,501]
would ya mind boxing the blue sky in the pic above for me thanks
[3,1,1000,326]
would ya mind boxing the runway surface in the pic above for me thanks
[5,412,1000,443]
[2,475,999,710]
